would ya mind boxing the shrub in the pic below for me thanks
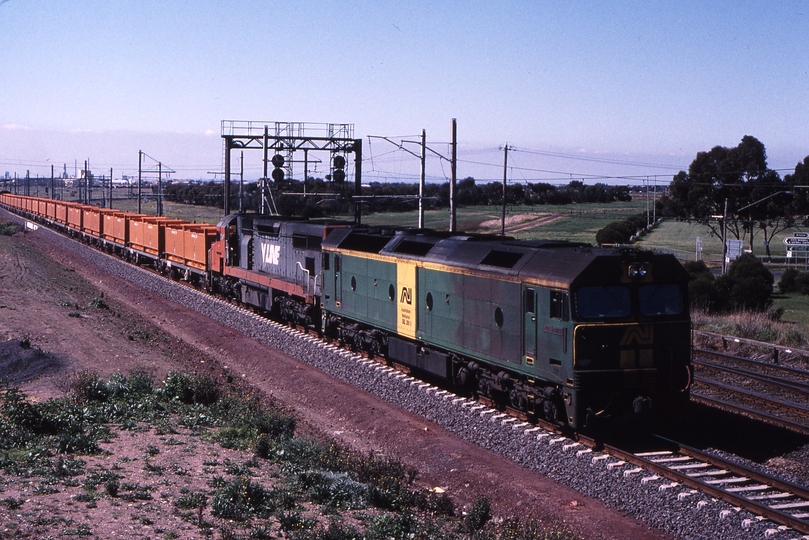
[69,370,110,404]
[684,256,773,313]
[162,372,219,405]
[287,523,360,540]
[465,495,492,532]
[176,492,206,510]
[595,221,632,245]
[726,254,773,311]
[795,272,809,295]
[210,477,272,521]
[2,387,45,432]
[0,221,20,236]
[595,213,647,245]
[779,268,801,293]
[250,409,296,439]
[296,470,368,510]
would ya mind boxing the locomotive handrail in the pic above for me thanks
[295,261,311,295]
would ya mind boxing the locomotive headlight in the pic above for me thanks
[629,264,648,278]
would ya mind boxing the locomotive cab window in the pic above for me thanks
[549,291,569,321]
[575,286,631,319]
[639,284,683,316]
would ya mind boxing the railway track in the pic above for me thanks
[617,438,809,535]
[692,348,809,435]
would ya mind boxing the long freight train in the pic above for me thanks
[0,193,692,431]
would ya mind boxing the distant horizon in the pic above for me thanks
[2,125,806,189]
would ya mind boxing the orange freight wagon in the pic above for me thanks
[67,203,89,230]
[54,201,71,224]
[102,212,133,246]
[36,199,48,217]
[129,216,184,256]
[46,200,58,221]
[165,223,217,271]
[82,207,117,238]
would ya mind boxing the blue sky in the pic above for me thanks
[1,1,807,184]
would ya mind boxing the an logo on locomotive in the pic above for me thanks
[261,243,281,266]
[619,325,654,346]
[399,287,412,305]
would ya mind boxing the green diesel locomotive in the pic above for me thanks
[320,227,692,431]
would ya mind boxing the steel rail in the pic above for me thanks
[690,392,809,436]
[695,348,809,381]
[693,359,809,395]
[603,438,809,535]
[693,376,809,415]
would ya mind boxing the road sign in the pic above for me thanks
[726,239,743,260]
[784,236,809,246]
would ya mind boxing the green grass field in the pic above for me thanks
[353,200,649,245]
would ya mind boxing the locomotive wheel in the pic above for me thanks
[477,377,492,399]
[543,400,559,423]
[370,338,382,358]
[509,389,526,412]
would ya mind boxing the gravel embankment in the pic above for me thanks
[17,218,807,540]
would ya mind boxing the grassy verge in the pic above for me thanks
[0,368,579,539]
[691,308,808,349]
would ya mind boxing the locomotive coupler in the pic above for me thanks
[633,396,653,415]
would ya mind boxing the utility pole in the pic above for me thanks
[419,129,426,229]
[354,138,362,225]
[501,144,509,236]
[157,162,163,217]
[450,118,457,233]
[722,198,728,275]
[239,151,244,213]
[109,168,113,208]
[50,165,54,200]
[138,151,143,213]
[85,161,90,204]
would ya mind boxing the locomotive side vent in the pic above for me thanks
[480,250,523,268]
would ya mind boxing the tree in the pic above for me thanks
[658,136,790,255]
[785,156,809,219]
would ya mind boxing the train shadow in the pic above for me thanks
[653,401,809,463]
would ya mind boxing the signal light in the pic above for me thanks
[271,154,285,183]
[332,155,346,183]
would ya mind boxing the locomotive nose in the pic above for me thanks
[633,395,652,415]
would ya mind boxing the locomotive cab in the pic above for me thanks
[567,253,692,430]
[213,213,349,326]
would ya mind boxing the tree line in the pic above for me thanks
[162,178,633,218]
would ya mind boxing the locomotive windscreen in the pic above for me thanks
[575,286,631,319]
[638,284,683,316]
